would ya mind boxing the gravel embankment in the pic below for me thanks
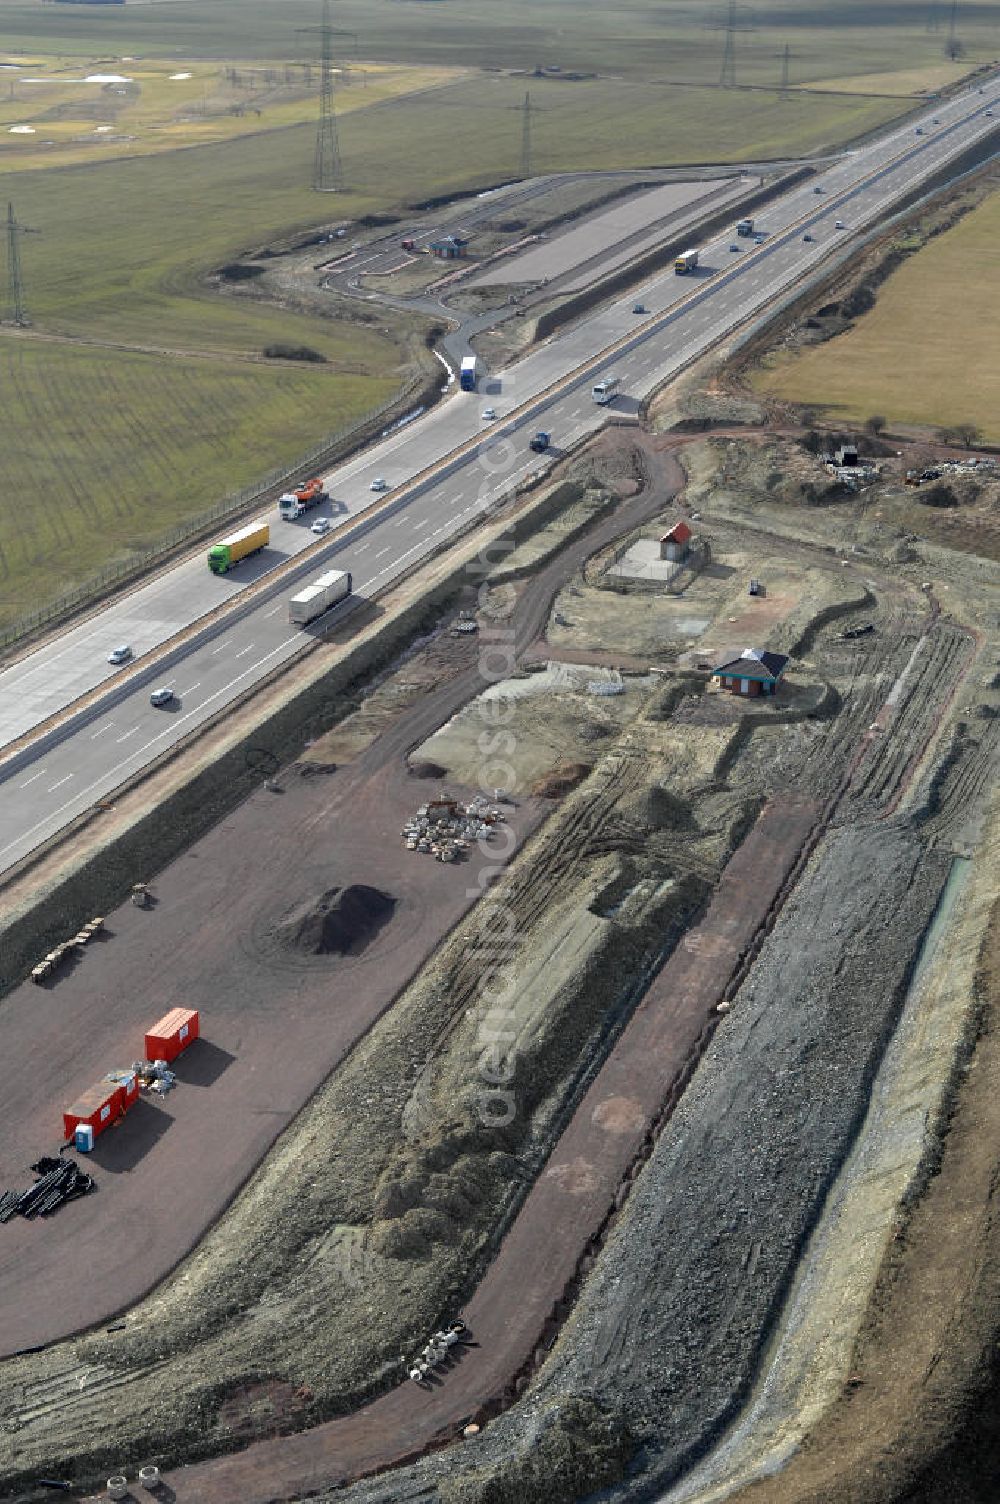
[333,820,950,1504]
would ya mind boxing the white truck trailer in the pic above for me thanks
[288,568,353,627]
[460,355,479,391]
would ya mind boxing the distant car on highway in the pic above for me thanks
[835,219,845,229]
[915,126,924,135]
[802,232,814,242]
[729,243,742,252]
[369,477,389,492]
[481,407,497,422]
[107,644,132,665]
[310,517,331,535]
[813,184,824,193]
[632,302,647,314]
[149,687,175,707]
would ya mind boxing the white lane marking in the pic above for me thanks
[265,605,284,617]
[180,682,201,696]
[355,542,370,553]
[0,635,303,862]
[116,727,139,743]
[48,775,73,792]
[211,642,228,654]
[374,547,390,559]
[413,518,429,531]
[19,770,45,788]
[90,723,115,739]
[233,643,255,659]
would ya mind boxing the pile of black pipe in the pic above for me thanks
[0,1155,94,1222]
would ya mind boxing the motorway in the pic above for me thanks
[0,76,997,872]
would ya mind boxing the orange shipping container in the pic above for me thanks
[144,1007,200,1063]
[106,1070,140,1111]
[63,1080,126,1143]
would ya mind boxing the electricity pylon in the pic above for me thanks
[520,91,533,179]
[313,0,343,191]
[6,203,29,327]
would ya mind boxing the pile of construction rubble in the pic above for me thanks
[132,1060,177,1097]
[0,1156,95,1223]
[401,796,507,863]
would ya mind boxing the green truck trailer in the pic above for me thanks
[207,521,270,575]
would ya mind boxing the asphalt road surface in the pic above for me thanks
[0,77,997,872]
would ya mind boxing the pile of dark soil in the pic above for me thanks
[409,759,448,779]
[634,783,696,831]
[294,762,338,778]
[276,886,395,956]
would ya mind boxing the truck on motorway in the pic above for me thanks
[529,431,551,453]
[736,217,754,237]
[288,568,353,626]
[207,521,270,576]
[592,376,620,405]
[460,355,479,391]
[278,477,328,520]
[674,248,700,274]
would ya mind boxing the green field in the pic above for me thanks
[1,0,999,85]
[754,191,1000,441]
[0,0,995,641]
[0,338,397,630]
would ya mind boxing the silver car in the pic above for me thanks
[107,644,132,665]
[149,687,175,707]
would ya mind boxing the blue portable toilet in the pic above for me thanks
[74,1123,95,1154]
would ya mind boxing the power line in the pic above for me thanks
[313,0,343,192]
[779,42,791,97]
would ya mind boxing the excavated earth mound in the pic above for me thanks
[531,762,593,798]
[409,760,449,780]
[275,886,396,956]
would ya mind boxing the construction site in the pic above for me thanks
[0,30,999,1501]
[0,395,996,1503]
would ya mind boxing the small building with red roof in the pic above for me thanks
[659,520,692,562]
